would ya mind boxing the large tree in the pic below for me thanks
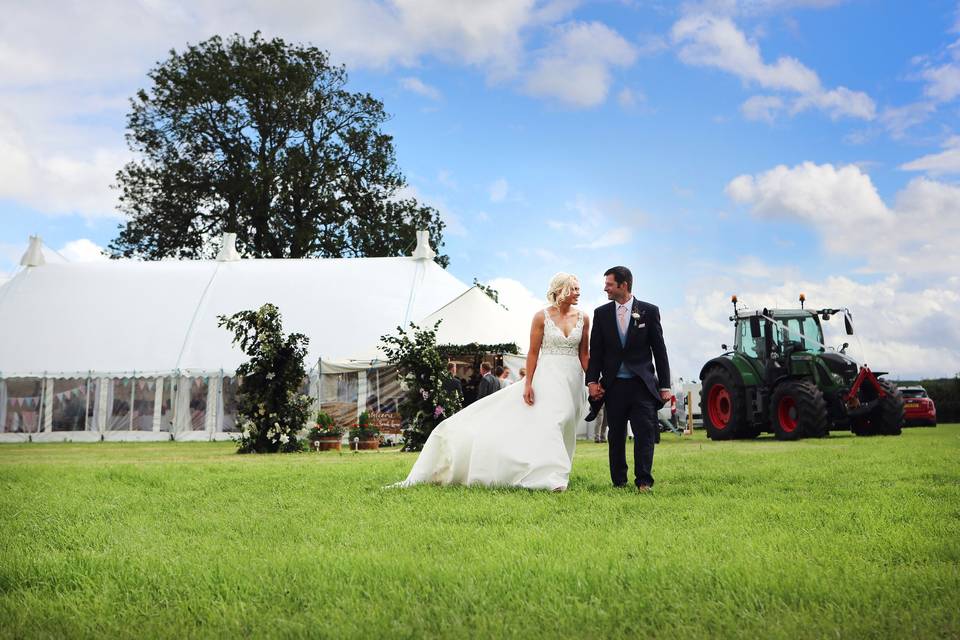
[110,32,448,266]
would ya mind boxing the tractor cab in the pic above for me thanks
[733,309,825,361]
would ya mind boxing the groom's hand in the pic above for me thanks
[659,389,672,402]
[588,382,603,400]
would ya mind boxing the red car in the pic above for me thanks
[899,386,937,427]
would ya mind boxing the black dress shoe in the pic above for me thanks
[613,483,628,489]
[585,408,599,422]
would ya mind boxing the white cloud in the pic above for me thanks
[617,87,638,108]
[726,162,960,276]
[792,86,876,120]
[740,95,783,122]
[922,61,960,103]
[524,21,638,107]
[900,136,960,175]
[399,76,442,100]
[0,112,125,218]
[672,13,819,93]
[879,101,937,139]
[726,161,890,228]
[489,177,510,203]
[547,194,644,249]
[59,239,108,262]
[574,228,632,249]
[671,13,874,122]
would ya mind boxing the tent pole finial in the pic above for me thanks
[216,233,241,262]
[411,230,436,261]
[20,235,45,267]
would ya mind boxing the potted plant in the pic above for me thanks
[308,412,343,451]
[349,411,381,450]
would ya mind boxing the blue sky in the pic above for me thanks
[1,0,959,379]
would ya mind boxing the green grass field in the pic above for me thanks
[1,426,958,639]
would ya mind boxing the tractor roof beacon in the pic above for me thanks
[698,294,905,441]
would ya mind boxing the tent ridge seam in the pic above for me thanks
[173,262,222,372]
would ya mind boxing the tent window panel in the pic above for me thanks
[189,378,208,431]
[3,378,43,433]
[86,379,99,430]
[320,372,358,430]
[51,378,88,431]
[132,379,157,431]
[221,377,240,432]
[159,378,174,432]
[108,378,132,431]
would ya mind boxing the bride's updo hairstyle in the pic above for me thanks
[546,272,579,308]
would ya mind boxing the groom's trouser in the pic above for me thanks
[604,377,658,487]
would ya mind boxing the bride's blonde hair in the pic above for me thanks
[546,272,579,307]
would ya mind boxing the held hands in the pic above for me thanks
[587,382,604,401]
[523,384,535,406]
[659,389,672,402]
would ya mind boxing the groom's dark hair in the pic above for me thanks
[604,266,633,291]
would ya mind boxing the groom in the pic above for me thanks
[586,266,671,491]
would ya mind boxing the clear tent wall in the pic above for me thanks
[0,366,403,443]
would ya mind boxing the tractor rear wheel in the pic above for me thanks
[769,380,829,440]
[852,379,904,436]
[701,367,748,440]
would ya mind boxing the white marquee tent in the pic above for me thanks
[0,232,532,443]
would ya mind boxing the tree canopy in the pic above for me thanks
[110,32,448,266]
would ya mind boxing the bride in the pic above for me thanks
[392,273,589,491]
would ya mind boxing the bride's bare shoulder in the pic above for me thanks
[531,309,546,326]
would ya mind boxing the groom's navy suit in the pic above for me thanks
[586,297,670,487]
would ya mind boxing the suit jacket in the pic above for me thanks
[585,298,670,404]
[476,373,501,400]
[442,376,463,399]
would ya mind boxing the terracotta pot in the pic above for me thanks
[356,438,380,450]
[312,437,342,451]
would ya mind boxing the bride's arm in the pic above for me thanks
[579,314,591,372]
[523,311,545,406]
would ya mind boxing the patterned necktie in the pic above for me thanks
[617,304,629,336]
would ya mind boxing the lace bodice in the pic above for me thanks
[540,308,583,356]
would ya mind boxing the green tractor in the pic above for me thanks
[699,295,904,440]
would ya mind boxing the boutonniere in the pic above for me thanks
[632,310,646,329]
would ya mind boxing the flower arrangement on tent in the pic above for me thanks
[348,410,380,441]
[308,412,343,441]
[218,303,311,453]
[379,321,462,451]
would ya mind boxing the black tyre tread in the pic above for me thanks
[700,367,748,440]
[769,380,829,441]
[852,378,904,436]
[874,379,904,436]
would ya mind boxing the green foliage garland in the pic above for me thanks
[437,342,520,357]
[380,322,463,451]
[218,303,311,453]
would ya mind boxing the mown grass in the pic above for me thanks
[1,426,958,639]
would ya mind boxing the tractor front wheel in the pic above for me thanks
[769,380,829,440]
[701,368,748,440]
[852,379,904,436]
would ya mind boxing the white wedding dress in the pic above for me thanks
[394,309,588,490]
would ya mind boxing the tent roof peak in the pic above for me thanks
[20,235,45,267]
